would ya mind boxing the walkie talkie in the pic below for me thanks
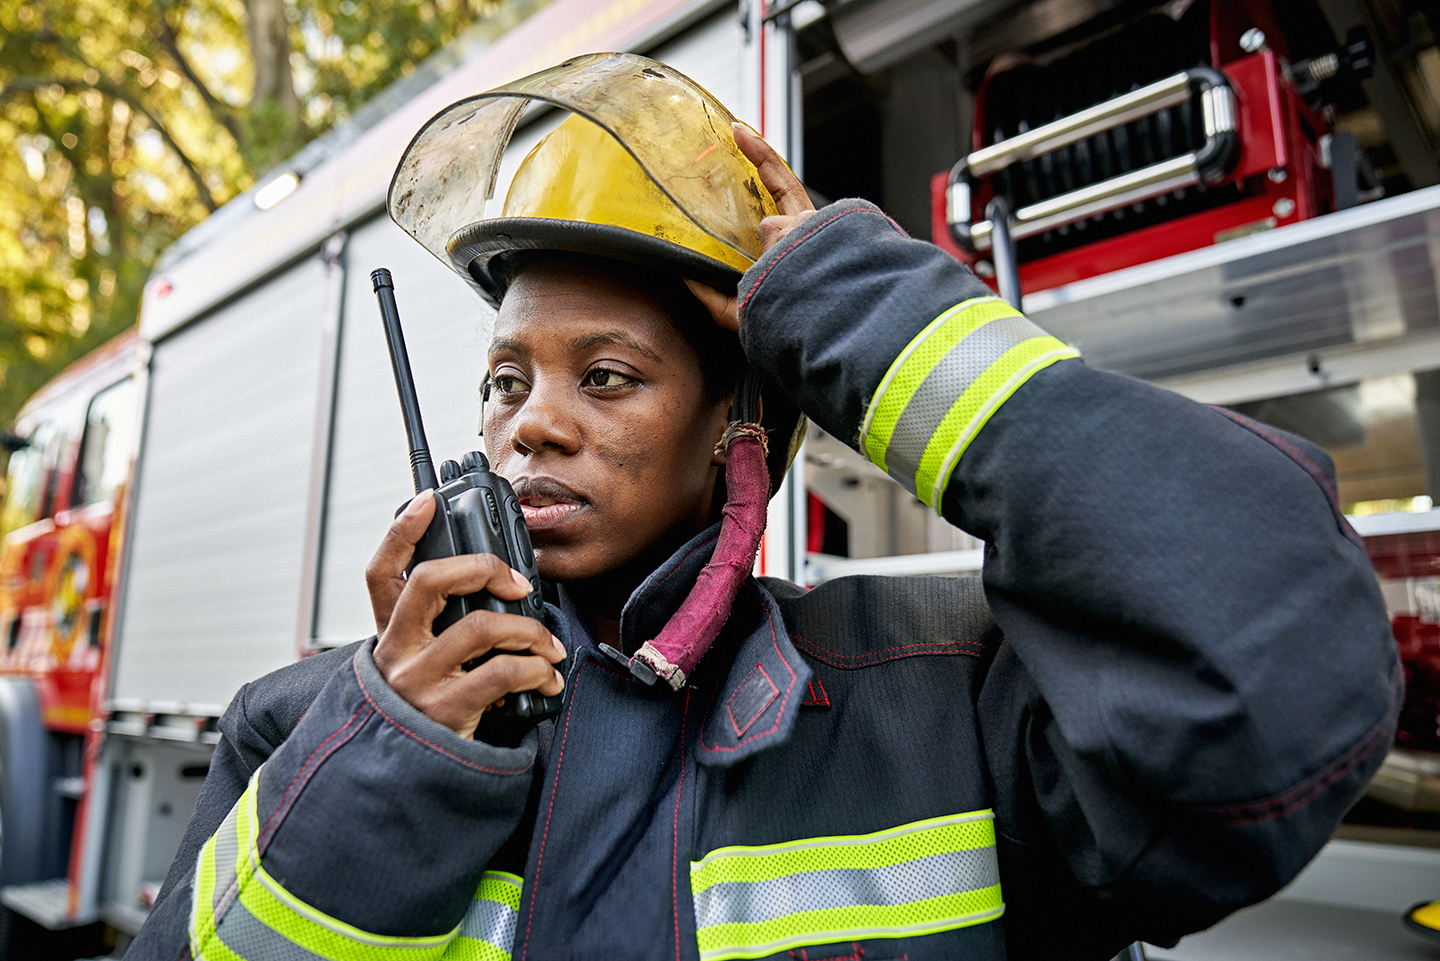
[371,267,563,724]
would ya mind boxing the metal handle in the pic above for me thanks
[966,72,1193,179]
[949,68,1237,251]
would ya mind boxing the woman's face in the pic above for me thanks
[485,257,731,583]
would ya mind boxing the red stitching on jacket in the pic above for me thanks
[789,944,867,960]
[794,634,984,657]
[801,676,830,708]
[1195,666,1401,825]
[1209,407,1363,549]
[673,687,691,961]
[522,658,591,961]
[256,703,369,853]
[738,206,877,315]
[789,632,983,669]
[351,658,532,776]
[700,609,797,753]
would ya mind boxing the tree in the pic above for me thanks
[0,0,502,429]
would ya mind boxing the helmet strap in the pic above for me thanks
[614,367,771,690]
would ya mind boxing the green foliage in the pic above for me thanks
[0,0,499,428]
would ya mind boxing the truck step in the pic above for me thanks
[0,878,94,930]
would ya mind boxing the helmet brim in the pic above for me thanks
[450,218,742,308]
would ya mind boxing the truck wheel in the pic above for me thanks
[0,677,45,887]
[0,677,47,961]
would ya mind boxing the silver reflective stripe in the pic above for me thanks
[882,313,1050,490]
[693,846,1000,930]
[459,896,518,952]
[213,891,332,961]
[210,799,241,915]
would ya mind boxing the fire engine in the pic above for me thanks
[6,0,1440,955]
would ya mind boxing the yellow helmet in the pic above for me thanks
[389,53,779,306]
[388,53,805,492]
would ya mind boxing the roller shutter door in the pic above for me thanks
[111,258,326,712]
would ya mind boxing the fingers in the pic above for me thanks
[367,491,435,634]
[460,653,567,706]
[758,214,813,253]
[684,125,817,327]
[434,608,565,669]
[387,612,565,738]
[396,651,565,739]
[684,278,739,332]
[732,122,814,218]
[386,552,535,652]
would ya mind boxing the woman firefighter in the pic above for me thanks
[131,54,1399,961]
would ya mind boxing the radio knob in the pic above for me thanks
[515,517,535,567]
[460,450,490,473]
[439,459,461,483]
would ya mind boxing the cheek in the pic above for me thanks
[588,420,651,480]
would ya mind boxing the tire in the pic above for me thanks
[0,677,46,889]
[0,680,106,961]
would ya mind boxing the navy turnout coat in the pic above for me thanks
[129,200,1401,961]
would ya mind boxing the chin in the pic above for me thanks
[534,545,609,584]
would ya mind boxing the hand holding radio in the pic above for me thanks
[366,267,566,742]
[368,491,565,740]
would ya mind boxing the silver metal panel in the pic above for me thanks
[647,5,743,106]
[113,259,326,709]
[313,217,494,644]
[1026,185,1440,384]
[832,0,1011,74]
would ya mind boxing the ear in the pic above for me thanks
[711,398,732,467]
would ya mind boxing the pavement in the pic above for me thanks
[1150,899,1440,961]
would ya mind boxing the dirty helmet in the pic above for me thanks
[388,53,806,689]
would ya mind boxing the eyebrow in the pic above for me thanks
[565,331,662,363]
[489,337,526,358]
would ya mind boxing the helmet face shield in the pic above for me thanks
[388,53,778,285]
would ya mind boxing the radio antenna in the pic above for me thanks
[372,268,439,493]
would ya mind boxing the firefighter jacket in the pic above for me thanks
[128,199,1401,961]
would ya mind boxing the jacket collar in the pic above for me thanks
[544,521,811,767]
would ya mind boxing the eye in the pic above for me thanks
[491,371,530,395]
[582,368,637,390]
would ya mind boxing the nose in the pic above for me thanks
[508,376,580,456]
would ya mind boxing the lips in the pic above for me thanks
[513,476,588,530]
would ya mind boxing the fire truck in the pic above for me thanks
[6,0,1440,954]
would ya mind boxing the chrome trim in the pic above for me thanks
[965,72,1192,179]
[969,154,1201,250]
[1201,85,1236,138]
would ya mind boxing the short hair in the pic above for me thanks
[495,251,744,404]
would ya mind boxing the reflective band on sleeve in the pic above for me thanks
[860,296,1079,509]
[190,767,522,961]
[452,873,524,961]
[689,811,1003,961]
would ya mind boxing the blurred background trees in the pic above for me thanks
[0,0,506,426]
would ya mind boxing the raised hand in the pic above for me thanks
[685,122,817,332]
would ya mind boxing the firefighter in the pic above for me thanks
[130,55,1399,961]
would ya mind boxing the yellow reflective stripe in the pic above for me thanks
[695,888,1004,961]
[241,861,455,961]
[476,872,523,912]
[690,810,1003,961]
[444,939,514,961]
[191,767,261,959]
[457,871,523,957]
[861,297,1019,472]
[190,766,520,961]
[691,811,995,891]
[916,336,1078,508]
